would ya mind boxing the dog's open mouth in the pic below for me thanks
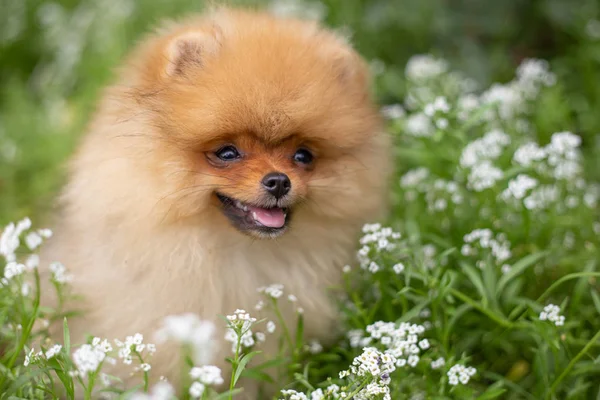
[216,193,290,236]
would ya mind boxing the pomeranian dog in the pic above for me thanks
[40,5,391,396]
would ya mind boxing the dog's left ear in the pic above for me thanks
[164,24,223,77]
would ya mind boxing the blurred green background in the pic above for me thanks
[1,0,600,225]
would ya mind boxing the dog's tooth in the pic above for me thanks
[251,211,257,220]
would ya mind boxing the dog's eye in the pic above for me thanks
[215,146,241,161]
[293,148,313,165]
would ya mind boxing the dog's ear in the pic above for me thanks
[164,24,223,77]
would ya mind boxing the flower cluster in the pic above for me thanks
[114,333,156,368]
[430,357,445,369]
[539,304,565,326]
[1,217,33,262]
[49,261,72,284]
[348,321,429,369]
[461,229,512,271]
[130,381,175,400]
[224,309,258,352]
[188,365,224,399]
[71,338,113,377]
[154,313,216,365]
[447,364,477,386]
[339,347,396,399]
[357,224,402,272]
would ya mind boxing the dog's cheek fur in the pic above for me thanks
[38,7,392,396]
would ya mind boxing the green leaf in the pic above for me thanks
[459,261,488,305]
[475,386,507,400]
[591,290,600,316]
[233,351,261,386]
[63,317,71,354]
[497,252,547,295]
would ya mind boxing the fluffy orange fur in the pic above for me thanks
[40,6,391,396]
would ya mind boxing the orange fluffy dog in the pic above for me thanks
[41,6,390,395]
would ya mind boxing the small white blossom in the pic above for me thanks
[189,381,205,399]
[431,357,445,369]
[45,344,62,360]
[405,113,434,137]
[190,365,224,385]
[502,174,538,201]
[381,104,405,120]
[405,55,449,81]
[539,304,565,326]
[155,313,215,365]
[447,364,477,386]
[392,263,405,274]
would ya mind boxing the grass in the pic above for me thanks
[1,0,600,399]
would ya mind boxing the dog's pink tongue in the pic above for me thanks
[249,206,285,228]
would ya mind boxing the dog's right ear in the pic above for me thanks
[163,24,223,78]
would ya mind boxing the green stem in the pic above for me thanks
[449,288,514,328]
[271,298,294,354]
[228,333,241,400]
[343,378,371,400]
[546,329,600,399]
[0,269,41,391]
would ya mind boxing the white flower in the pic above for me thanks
[460,130,510,168]
[306,339,323,354]
[467,160,503,192]
[288,294,297,302]
[502,174,538,201]
[72,344,106,375]
[45,344,62,360]
[516,59,556,98]
[524,185,559,210]
[392,263,405,274]
[424,96,450,116]
[381,104,405,120]
[281,389,309,400]
[139,363,151,372]
[269,0,327,21]
[431,357,445,369]
[400,167,429,188]
[405,113,434,137]
[435,118,449,129]
[25,232,43,250]
[405,54,449,81]
[539,304,565,327]
[513,142,546,167]
[4,261,25,281]
[189,381,205,398]
[49,262,72,284]
[224,309,258,352]
[457,94,480,120]
[190,365,224,385]
[447,363,476,386]
[155,313,216,365]
[1,218,32,262]
[586,19,600,39]
[259,283,284,299]
[23,348,36,366]
[25,255,39,270]
[481,83,524,120]
[130,380,176,400]
[266,321,276,333]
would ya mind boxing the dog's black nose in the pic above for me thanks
[262,172,291,199]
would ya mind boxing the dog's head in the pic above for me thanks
[118,8,390,238]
